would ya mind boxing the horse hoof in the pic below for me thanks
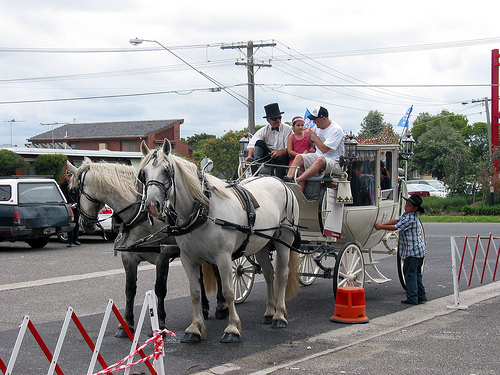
[220,333,240,343]
[263,316,273,325]
[114,328,128,338]
[181,333,201,343]
[271,319,288,329]
[215,308,229,320]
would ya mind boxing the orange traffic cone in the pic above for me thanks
[330,286,369,324]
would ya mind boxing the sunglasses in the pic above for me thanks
[270,116,282,121]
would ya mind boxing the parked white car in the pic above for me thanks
[408,180,448,197]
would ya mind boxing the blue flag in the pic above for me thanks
[304,109,314,128]
[397,106,413,128]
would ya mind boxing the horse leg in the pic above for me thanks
[216,259,241,343]
[213,265,229,319]
[199,265,210,319]
[180,255,207,343]
[271,246,291,328]
[255,248,277,326]
[155,254,170,331]
[116,255,138,338]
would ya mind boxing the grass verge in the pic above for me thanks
[420,216,500,223]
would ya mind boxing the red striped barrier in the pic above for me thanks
[0,290,172,375]
[449,234,500,309]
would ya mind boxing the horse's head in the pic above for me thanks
[139,139,174,217]
[67,159,104,233]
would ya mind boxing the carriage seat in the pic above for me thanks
[303,174,338,200]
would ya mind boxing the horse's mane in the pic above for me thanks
[71,159,140,201]
[138,150,232,205]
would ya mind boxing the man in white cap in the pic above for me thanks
[284,106,344,189]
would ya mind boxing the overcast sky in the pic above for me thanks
[1,1,499,148]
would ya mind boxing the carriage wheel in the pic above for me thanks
[232,255,256,304]
[298,252,320,286]
[333,242,365,296]
[397,218,426,290]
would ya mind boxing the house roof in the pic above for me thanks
[28,119,183,140]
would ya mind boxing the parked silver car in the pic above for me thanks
[408,180,448,197]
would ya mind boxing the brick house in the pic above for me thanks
[27,119,193,158]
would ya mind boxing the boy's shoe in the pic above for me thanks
[283,176,296,183]
[401,299,418,305]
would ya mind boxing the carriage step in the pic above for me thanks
[366,277,392,284]
[364,261,379,265]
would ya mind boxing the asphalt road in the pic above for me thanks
[0,222,498,374]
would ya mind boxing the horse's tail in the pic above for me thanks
[285,251,300,300]
[201,262,217,295]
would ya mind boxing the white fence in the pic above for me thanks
[449,234,500,309]
[0,290,173,375]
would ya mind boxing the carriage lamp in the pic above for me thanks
[341,132,358,167]
[400,130,415,160]
[239,133,252,158]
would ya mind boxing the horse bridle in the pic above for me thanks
[75,169,144,227]
[139,150,175,215]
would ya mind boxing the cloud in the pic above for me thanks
[1,1,499,147]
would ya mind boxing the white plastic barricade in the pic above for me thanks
[449,234,500,309]
[0,290,174,375]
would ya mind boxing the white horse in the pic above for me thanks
[67,158,226,337]
[139,139,301,343]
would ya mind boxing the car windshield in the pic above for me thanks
[18,182,65,204]
[425,180,445,190]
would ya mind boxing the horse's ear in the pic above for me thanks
[162,138,171,156]
[83,156,91,163]
[66,160,78,175]
[141,140,150,156]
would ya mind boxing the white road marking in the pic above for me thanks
[0,262,183,292]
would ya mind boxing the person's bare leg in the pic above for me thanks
[286,155,304,178]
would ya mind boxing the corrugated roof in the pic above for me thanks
[29,119,183,140]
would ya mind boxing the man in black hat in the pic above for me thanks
[245,103,292,179]
[375,194,427,305]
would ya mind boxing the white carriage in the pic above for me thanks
[232,135,419,303]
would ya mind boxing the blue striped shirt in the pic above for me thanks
[395,212,427,259]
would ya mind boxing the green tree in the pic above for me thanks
[410,123,468,181]
[463,121,488,159]
[182,133,216,150]
[412,110,469,141]
[0,149,28,176]
[359,110,389,138]
[199,130,245,179]
[33,154,68,180]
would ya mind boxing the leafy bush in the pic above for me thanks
[33,154,68,180]
[462,204,500,216]
[0,149,28,175]
[421,196,472,215]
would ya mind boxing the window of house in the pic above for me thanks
[99,143,108,150]
[68,142,79,149]
[121,140,137,152]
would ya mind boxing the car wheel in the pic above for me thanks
[26,238,50,249]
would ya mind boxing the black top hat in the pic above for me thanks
[403,195,425,213]
[263,103,284,118]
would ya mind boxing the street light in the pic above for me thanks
[129,38,246,106]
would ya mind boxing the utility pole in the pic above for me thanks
[221,40,276,134]
[4,119,24,147]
